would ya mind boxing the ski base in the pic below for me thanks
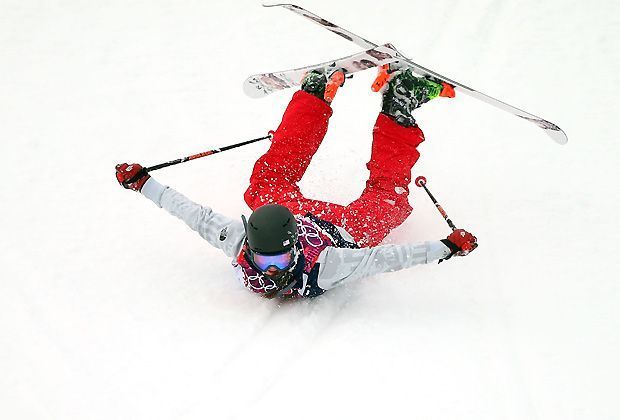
[243,44,401,98]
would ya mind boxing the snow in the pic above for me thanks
[1,0,619,419]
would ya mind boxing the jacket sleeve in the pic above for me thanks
[315,241,452,290]
[140,178,245,259]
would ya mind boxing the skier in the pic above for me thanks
[115,66,478,298]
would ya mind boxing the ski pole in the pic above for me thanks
[414,175,457,231]
[126,132,273,183]
[416,175,477,258]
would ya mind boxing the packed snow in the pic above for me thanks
[1,0,618,419]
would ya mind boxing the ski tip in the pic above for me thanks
[242,77,270,99]
[547,127,568,145]
[516,115,568,145]
[514,114,568,144]
[263,3,304,12]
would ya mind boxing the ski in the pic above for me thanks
[243,44,401,98]
[262,3,568,145]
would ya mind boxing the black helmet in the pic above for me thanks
[242,204,298,254]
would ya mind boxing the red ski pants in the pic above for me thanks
[244,91,425,247]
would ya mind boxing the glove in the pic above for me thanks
[115,163,150,192]
[439,82,455,98]
[441,229,478,259]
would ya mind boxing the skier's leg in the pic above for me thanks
[342,113,425,247]
[245,70,349,215]
[244,90,334,210]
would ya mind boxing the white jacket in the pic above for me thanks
[141,178,452,291]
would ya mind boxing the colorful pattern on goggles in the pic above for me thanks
[252,250,294,272]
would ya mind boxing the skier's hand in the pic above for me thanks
[441,229,478,258]
[115,163,150,192]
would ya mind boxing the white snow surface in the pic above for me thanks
[1,1,619,419]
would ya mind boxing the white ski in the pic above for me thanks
[262,3,568,145]
[243,44,401,98]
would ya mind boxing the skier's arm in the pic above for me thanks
[316,241,452,290]
[140,177,245,258]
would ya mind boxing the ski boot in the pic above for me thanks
[374,63,455,127]
[301,69,346,104]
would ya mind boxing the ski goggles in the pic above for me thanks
[251,250,295,272]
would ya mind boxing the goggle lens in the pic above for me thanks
[252,251,294,271]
